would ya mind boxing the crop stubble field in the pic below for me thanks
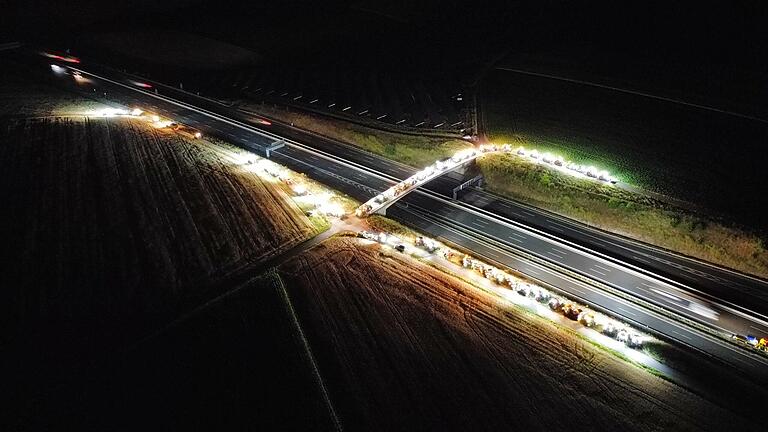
[277,237,760,431]
[0,102,322,423]
[34,235,765,430]
[30,272,337,431]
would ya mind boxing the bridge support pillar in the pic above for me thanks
[453,174,484,199]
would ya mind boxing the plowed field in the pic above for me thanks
[0,115,322,420]
[279,237,760,431]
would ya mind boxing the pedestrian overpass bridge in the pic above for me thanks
[355,144,510,217]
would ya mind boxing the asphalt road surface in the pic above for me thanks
[12,50,768,379]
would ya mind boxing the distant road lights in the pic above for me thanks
[130,80,153,89]
[50,64,65,73]
[194,131,202,139]
[41,51,80,63]
[151,115,160,122]
[130,108,143,116]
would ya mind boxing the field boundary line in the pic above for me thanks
[496,67,768,124]
[275,269,344,432]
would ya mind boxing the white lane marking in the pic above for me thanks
[486,250,501,258]
[550,247,567,255]
[509,232,525,239]
[525,268,541,275]
[633,255,651,264]
[588,268,607,276]
[670,330,693,341]
[498,202,511,208]
[617,307,637,317]
[750,325,768,333]
[474,218,489,225]
[548,225,564,233]
[548,220,570,229]
[522,210,535,216]
[547,251,565,259]
[472,220,487,228]
[569,287,586,295]
[640,282,657,289]
[507,236,523,243]
[593,264,612,272]
[651,288,681,302]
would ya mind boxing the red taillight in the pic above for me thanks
[258,119,272,126]
[42,52,81,63]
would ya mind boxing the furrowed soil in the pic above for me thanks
[278,237,762,431]
[0,115,322,423]
[20,272,337,431]
[0,66,105,117]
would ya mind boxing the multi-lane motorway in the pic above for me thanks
[12,50,768,379]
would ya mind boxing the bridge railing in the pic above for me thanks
[356,140,621,218]
[356,144,511,217]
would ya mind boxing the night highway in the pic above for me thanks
[4,3,768,428]
[18,50,766,380]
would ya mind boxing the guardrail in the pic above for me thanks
[356,144,507,217]
[65,59,768,366]
[404,203,768,364]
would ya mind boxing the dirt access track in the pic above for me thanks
[279,237,760,431]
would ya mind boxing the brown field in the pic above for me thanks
[278,237,761,431]
[19,272,338,431]
[0,67,106,117]
[0,115,323,420]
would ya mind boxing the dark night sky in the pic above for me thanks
[5,1,767,60]
[3,1,767,109]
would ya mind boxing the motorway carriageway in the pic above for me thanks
[26,54,768,379]
[146,71,768,324]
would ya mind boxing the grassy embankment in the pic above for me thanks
[477,152,768,279]
[249,105,471,168]
[250,104,768,279]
